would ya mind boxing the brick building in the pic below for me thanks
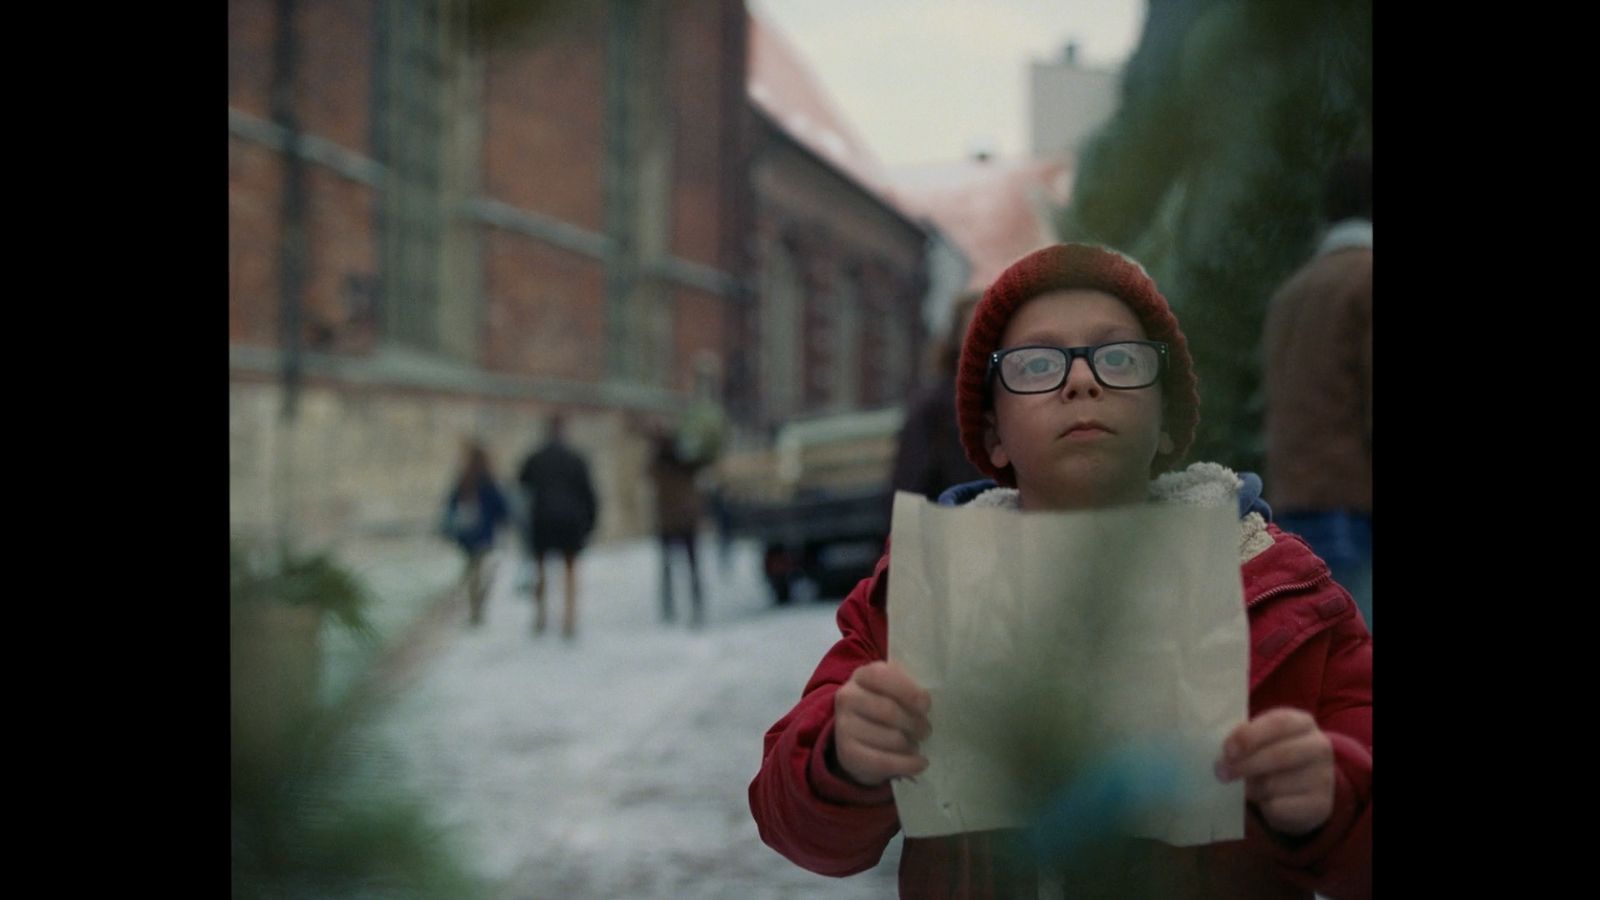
[739,10,933,425]
[229,0,937,544]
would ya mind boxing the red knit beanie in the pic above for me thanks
[955,243,1200,486]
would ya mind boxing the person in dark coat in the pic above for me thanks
[892,291,986,501]
[516,414,598,638]
[441,439,510,626]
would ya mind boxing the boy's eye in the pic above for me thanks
[1100,349,1134,369]
[1022,355,1059,375]
[1096,344,1151,376]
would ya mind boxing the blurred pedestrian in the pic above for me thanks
[680,356,731,576]
[649,423,707,627]
[440,438,510,626]
[891,290,986,501]
[517,415,599,639]
[707,484,735,577]
[1263,155,1373,631]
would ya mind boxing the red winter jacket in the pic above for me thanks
[748,521,1372,899]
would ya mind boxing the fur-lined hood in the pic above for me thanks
[949,462,1275,562]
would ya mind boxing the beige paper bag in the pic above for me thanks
[886,490,1248,845]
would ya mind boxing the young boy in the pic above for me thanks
[747,244,1372,899]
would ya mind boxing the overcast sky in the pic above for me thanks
[747,0,1147,170]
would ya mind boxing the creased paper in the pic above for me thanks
[886,490,1248,845]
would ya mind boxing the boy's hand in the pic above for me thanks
[1214,707,1335,837]
[832,661,932,787]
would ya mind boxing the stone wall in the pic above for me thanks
[229,378,661,548]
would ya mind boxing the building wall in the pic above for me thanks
[229,0,925,544]
[480,232,608,381]
[228,0,277,115]
[229,136,285,347]
[672,286,725,393]
[227,0,740,543]
[746,128,927,427]
[229,0,381,355]
[482,7,609,234]
[229,378,654,548]
[304,167,383,354]
[666,0,737,272]
[298,0,375,154]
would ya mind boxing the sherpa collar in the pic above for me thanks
[1318,218,1373,256]
[962,462,1274,561]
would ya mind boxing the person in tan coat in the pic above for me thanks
[649,423,707,626]
[1262,156,1372,630]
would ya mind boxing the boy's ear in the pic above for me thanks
[1157,430,1175,456]
[983,411,1010,470]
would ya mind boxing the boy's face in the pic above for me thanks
[983,289,1173,510]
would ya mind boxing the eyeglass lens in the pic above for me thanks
[998,343,1160,391]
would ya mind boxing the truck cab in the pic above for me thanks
[716,407,905,603]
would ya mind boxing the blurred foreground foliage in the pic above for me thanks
[231,539,485,898]
[231,539,376,638]
[1062,0,1372,473]
[232,754,488,900]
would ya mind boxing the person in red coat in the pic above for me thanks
[748,243,1371,899]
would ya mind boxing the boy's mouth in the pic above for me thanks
[1060,420,1114,438]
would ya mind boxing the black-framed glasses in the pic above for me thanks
[988,341,1169,393]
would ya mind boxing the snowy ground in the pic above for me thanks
[343,536,903,899]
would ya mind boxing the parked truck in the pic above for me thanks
[715,407,905,603]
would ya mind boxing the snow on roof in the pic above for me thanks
[746,9,910,220]
[744,9,1074,290]
[889,155,1074,293]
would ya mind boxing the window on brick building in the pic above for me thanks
[760,239,802,423]
[882,290,910,400]
[608,0,674,387]
[859,279,911,408]
[830,269,861,411]
[372,0,478,357]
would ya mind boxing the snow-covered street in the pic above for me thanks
[345,536,902,899]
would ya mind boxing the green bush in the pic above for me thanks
[231,538,376,639]
[232,770,488,899]
[230,538,485,898]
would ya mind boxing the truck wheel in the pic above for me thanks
[764,544,796,605]
[770,573,792,605]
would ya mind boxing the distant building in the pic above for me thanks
[889,154,1073,324]
[1029,41,1120,160]
[881,41,1117,348]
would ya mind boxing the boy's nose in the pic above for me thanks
[1060,357,1102,399]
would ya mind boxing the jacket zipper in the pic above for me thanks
[1245,571,1332,609]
